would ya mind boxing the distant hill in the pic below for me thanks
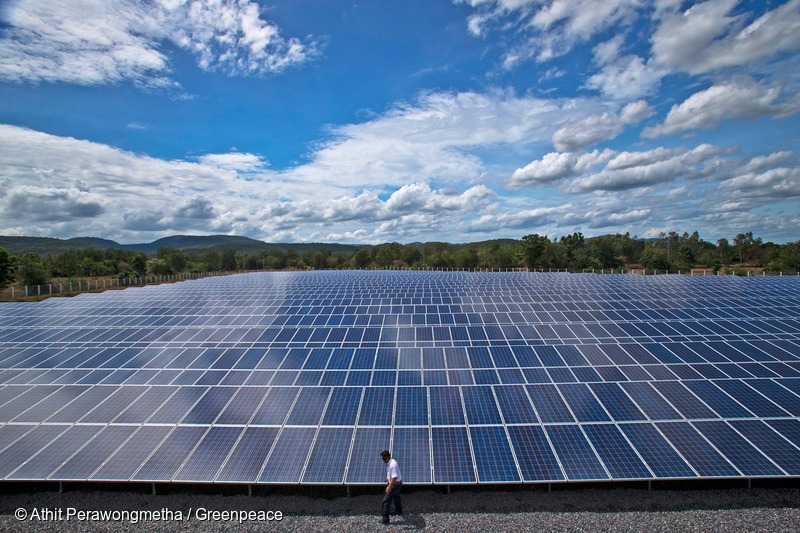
[0,236,107,255]
[0,235,367,256]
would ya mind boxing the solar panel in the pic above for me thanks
[1,270,799,485]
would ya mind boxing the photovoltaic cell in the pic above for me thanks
[506,425,563,481]
[51,426,138,480]
[729,420,800,475]
[394,387,428,426]
[8,425,98,480]
[133,426,209,481]
[92,426,173,481]
[346,427,391,484]
[545,425,608,481]
[657,422,739,478]
[174,427,243,482]
[583,424,652,480]
[527,385,574,423]
[692,421,783,477]
[216,427,279,483]
[1,270,798,486]
[302,427,353,483]
[0,425,68,478]
[469,426,519,482]
[432,426,475,483]
[259,427,315,483]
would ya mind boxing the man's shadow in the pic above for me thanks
[386,513,426,530]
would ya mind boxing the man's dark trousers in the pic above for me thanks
[382,482,402,522]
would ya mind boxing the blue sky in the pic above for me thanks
[0,0,798,245]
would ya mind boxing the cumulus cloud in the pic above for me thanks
[552,100,653,151]
[585,208,651,229]
[287,90,577,188]
[643,77,800,138]
[509,143,743,194]
[651,0,800,74]
[0,0,318,88]
[571,144,737,192]
[199,153,269,172]
[0,124,262,238]
[717,152,800,199]
[457,0,642,64]
[174,197,217,220]
[587,54,663,100]
[509,150,613,187]
[468,206,565,232]
[257,183,495,230]
[0,123,506,242]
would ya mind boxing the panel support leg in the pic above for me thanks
[248,485,253,497]
[647,480,652,491]
[152,483,157,496]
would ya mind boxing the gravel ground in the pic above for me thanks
[2,486,800,532]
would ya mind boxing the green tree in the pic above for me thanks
[156,247,186,273]
[52,251,82,278]
[401,245,422,267]
[676,245,695,270]
[221,248,238,271]
[16,252,49,286]
[733,232,757,264]
[372,244,399,268]
[204,249,222,271]
[640,245,670,272]
[455,247,480,269]
[146,258,172,276]
[774,241,800,274]
[0,248,16,289]
[130,252,148,276]
[588,236,623,269]
[351,248,371,269]
[559,232,586,269]
[521,234,550,269]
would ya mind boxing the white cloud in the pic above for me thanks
[716,152,800,199]
[286,90,578,188]
[257,183,495,230]
[651,0,800,74]
[570,144,736,192]
[509,150,613,187]
[0,0,318,87]
[718,167,800,197]
[643,76,800,138]
[585,207,651,229]
[552,100,653,151]
[174,197,217,220]
[587,54,664,99]
[456,0,643,64]
[199,153,269,172]
[0,123,505,242]
[468,206,565,232]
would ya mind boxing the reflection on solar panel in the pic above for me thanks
[1,270,799,485]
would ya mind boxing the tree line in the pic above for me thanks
[0,231,798,289]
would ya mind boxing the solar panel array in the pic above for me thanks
[1,270,799,485]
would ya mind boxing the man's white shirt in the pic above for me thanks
[386,458,402,482]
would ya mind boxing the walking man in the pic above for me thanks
[381,449,403,524]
